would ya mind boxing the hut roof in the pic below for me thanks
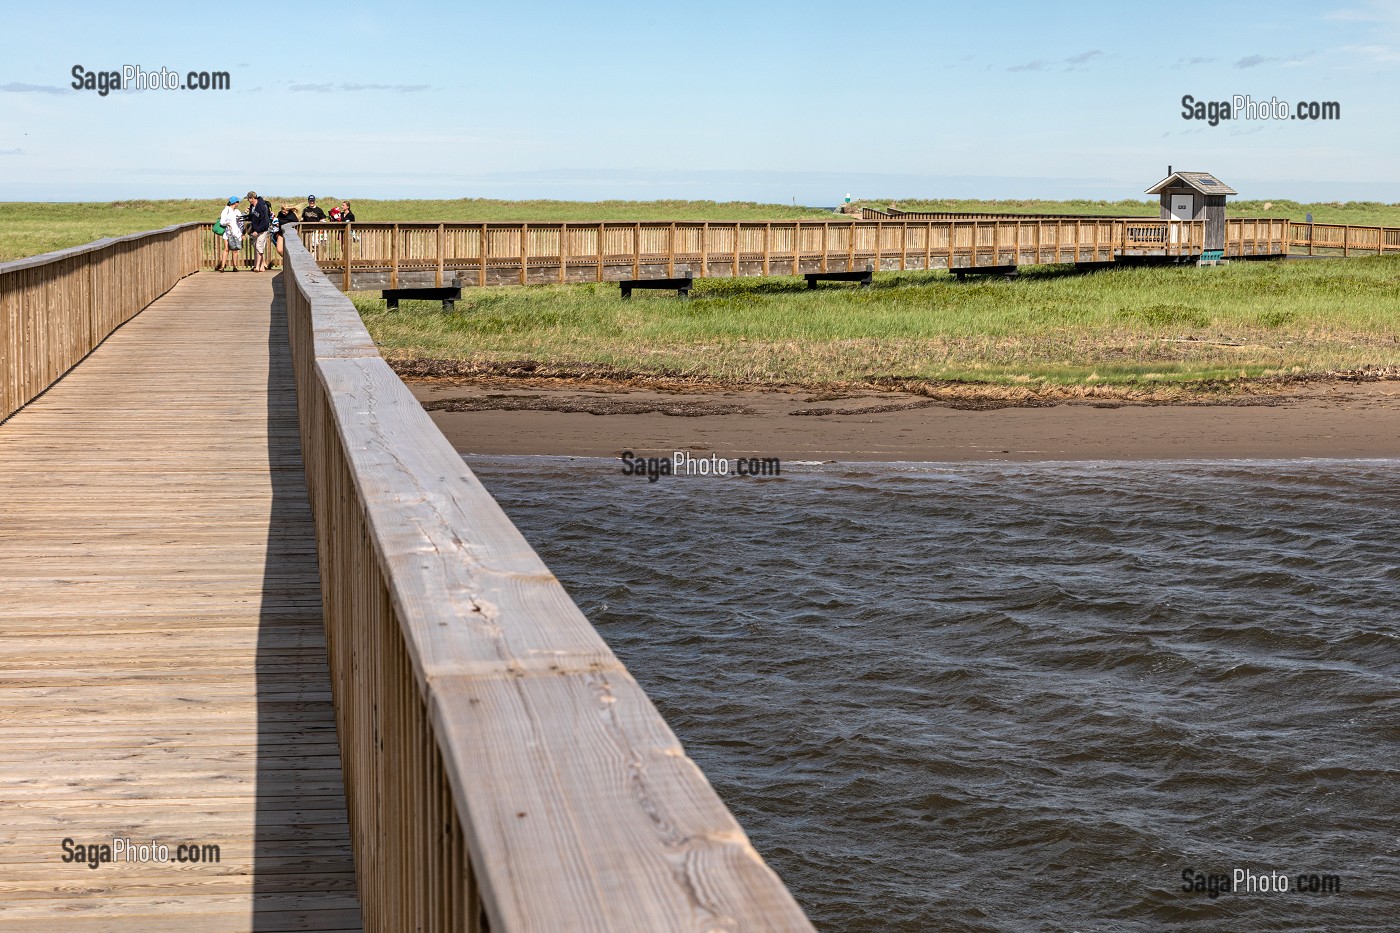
[1145,171,1237,196]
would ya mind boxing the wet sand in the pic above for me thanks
[407,378,1400,462]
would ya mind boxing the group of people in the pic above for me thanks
[215,193,357,272]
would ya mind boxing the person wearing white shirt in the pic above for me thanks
[217,197,244,272]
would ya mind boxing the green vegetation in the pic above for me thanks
[352,255,1400,388]
[0,198,829,261]
[5,197,1400,263]
[7,197,1397,390]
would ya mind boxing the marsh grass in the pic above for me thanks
[0,198,831,261]
[353,255,1400,387]
[5,197,1400,262]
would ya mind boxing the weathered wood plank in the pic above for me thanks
[0,271,360,929]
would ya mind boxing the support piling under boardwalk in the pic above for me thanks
[0,273,361,931]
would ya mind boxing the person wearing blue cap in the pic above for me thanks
[216,196,244,271]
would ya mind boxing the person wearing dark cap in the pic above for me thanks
[301,195,326,224]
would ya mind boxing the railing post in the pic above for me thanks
[792,222,801,275]
[520,223,529,286]
[390,223,399,289]
[899,221,908,271]
[970,221,977,268]
[560,223,568,284]
[821,222,829,273]
[597,222,604,282]
[847,221,855,272]
[435,223,444,288]
[734,223,741,278]
[667,222,676,278]
[343,224,352,291]
[924,221,932,271]
[873,222,881,272]
[633,223,641,279]
[701,222,709,278]
[479,223,488,287]
[762,222,770,276]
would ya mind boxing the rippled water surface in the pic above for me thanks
[468,457,1400,932]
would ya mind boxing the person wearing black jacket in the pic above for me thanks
[269,205,298,269]
[245,191,273,272]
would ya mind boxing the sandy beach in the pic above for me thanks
[406,377,1400,462]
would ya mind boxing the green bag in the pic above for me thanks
[213,221,226,236]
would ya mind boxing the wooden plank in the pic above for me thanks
[0,271,360,930]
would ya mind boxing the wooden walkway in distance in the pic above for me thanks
[0,272,361,931]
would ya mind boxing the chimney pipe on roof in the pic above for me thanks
[1168,164,1173,176]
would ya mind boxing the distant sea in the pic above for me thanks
[470,456,1400,932]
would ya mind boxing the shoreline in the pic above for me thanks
[408,375,1400,463]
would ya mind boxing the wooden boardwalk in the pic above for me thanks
[0,272,361,931]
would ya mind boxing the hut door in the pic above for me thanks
[1169,195,1194,243]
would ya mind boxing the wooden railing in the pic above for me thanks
[215,218,1214,289]
[1288,221,1400,256]
[281,227,814,932]
[860,207,1159,222]
[0,223,202,421]
[1224,218,1291,256]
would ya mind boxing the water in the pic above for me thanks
[468,456,1400,932]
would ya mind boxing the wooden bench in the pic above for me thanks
[951,265,1018,282]
[805,266,873,289]
[619,273,692,299]
[382,286,462,311]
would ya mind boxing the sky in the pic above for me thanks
[1,0,1398,203]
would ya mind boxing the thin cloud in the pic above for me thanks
[1235,52,1310,68]
[1335,43,1400,62]
[1174,55,1216,67]
[289,82,430,93]
[0,148,22,155]
[0,82,67,94]
[1007,49,1103,72]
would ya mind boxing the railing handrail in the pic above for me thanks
[0,221,205,274]
[281,226,815,931]
[1,223,202,422]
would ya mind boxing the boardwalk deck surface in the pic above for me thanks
[0,272,361,931]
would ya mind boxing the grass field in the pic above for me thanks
[4,197,1400,262]
[352,255,1400,389]
[6,198,1397,390]
[0,199,831,261]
